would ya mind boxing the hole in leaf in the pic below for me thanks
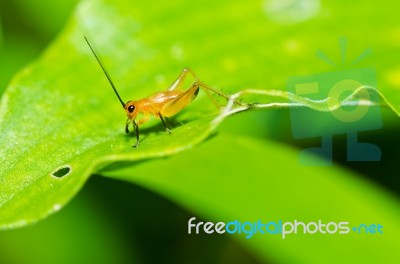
[51,165,71,178]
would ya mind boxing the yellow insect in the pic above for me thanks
[85,37,233,147]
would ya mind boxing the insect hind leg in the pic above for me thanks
[168,67,199,91]
[165,68,246,117]
[170,67,233,101]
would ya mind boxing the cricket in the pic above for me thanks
[85,37,237,148]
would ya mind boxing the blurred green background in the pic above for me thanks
[1,0,400,263]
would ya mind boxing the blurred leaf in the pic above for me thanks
[0,37,40,94]
[11,0,79,37]
[0,10,3,46]
[0,181,136,264]
[103,132,400,264]
[0,0,78,94]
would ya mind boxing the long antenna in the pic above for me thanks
[84,36,125,108]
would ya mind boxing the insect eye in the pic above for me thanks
[128,105,135,113]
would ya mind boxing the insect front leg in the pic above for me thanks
[125,118,131,134]
[131,114,153,148]
[125,118,140,147]
[132,120,140,148]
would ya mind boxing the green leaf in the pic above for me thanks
[0,0,222,228]
[102,133,400,264]
[0,101,214,229]
[0,0,78,94]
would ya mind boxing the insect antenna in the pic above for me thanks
[84,37,125,108]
